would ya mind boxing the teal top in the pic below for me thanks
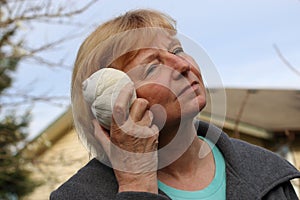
[158,137,226,200]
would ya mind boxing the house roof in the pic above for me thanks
[21,108,73,160]
[203,88,300,132]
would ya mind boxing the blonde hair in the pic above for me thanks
[71,9,177,160]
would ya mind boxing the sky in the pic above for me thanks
[12,0,300,140]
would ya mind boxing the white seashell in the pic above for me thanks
[82,68,137,130]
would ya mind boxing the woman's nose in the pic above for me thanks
[165,53,190,80]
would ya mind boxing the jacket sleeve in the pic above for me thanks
[263,181,299,200]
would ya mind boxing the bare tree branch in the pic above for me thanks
[3,29,86,70]
[273,44,300,77]
[29,18,88,27]
[1,92,69,107]
[13,0,26,19]
[1,0,98,27]
[25,31,83,55]
[26,55,73,70]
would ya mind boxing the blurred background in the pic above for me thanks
[1,0,299,199]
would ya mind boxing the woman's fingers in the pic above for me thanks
[112,83,135,126]
[137,110,154,128]
[129,98,149,122]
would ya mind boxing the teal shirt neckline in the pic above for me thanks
[158,136,226,199]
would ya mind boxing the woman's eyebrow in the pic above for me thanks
[167,38,181,51]
[139,52,158,65]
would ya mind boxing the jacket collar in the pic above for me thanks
[195,120,300,199]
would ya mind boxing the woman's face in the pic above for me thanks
[115,36,206,128]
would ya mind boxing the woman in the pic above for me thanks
[51,9,300,199]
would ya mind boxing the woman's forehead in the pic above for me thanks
[129,36,181,61]
[149,33,180,50]
[117,49,157,72]
[111,32,181,72]
[124,29,179,51]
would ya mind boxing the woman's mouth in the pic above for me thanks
[178,81,199,97]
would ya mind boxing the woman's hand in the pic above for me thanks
[93,84,159,193]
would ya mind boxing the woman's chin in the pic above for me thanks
[183,96,206,118]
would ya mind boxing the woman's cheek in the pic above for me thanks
[136,84,165,102]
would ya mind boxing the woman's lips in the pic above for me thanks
[178,81,199,97]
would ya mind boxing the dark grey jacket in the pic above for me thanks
[50,121,300,199]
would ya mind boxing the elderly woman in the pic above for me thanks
[50,9,300,200]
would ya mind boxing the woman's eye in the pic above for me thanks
[172,47,184,55]
[146,64,158,76]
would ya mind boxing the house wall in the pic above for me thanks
[293,147,300,170]
[290,145,300,197]
[23,129,89,200]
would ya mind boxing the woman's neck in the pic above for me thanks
[157,120,215,190]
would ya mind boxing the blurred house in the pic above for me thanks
[22,88,300,200]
